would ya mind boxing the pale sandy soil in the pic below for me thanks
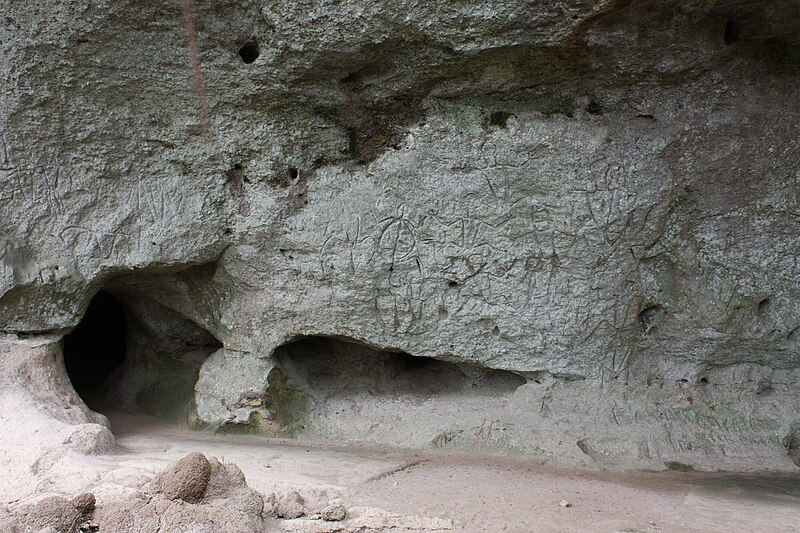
[10,414,800,532]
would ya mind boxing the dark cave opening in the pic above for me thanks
[63,290,127,410]
[63,285,222,422]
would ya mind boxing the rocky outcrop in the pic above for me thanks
[95,454,268,532]
[1,0,799,470]
[1,453,350,533]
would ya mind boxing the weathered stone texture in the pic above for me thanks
[1,0,799,469]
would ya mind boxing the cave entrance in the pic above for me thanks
[63,290,127,411]
[63,287,222,423]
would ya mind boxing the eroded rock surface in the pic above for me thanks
[0,0,799,475]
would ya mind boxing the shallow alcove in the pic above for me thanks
[266,336,525,441]
[63,288,222,423]
[271,336,523,397]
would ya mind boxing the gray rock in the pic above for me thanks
[275,491,306,519]
[0,0,799,473]
[22,496,81,533]
[318,500,347,522]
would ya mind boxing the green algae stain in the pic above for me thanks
[267,367,315,438]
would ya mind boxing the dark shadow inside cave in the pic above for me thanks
[272,335,525,397]
[63,290,127,411]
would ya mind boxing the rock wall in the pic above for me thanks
[1,0,799,470]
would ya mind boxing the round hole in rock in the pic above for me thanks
[63,291,127,410]
[489,111,512,128]
[586,100,603,115]
[238,40,260,63]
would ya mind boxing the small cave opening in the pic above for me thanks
[266,336,525,439]
[63,291,127,410]
[63,287,222,424]
[489,111,512,128]
[585,100,603,115]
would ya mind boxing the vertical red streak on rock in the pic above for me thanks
[181,0,211,133]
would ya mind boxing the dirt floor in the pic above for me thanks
[11,413,800,532]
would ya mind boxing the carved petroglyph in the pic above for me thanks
[0,138,69,217]
[302,123,661,367]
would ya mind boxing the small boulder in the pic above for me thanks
[70,493,96,515]
[149,452,212,503]
[23,496,81,532]
[275,491,306,519]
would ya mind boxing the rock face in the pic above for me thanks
[1,0,800,470]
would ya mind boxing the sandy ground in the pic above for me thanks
[10,414,800,532]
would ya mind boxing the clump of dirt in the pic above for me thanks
[70,493,96,515]
[92,452,350,532]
